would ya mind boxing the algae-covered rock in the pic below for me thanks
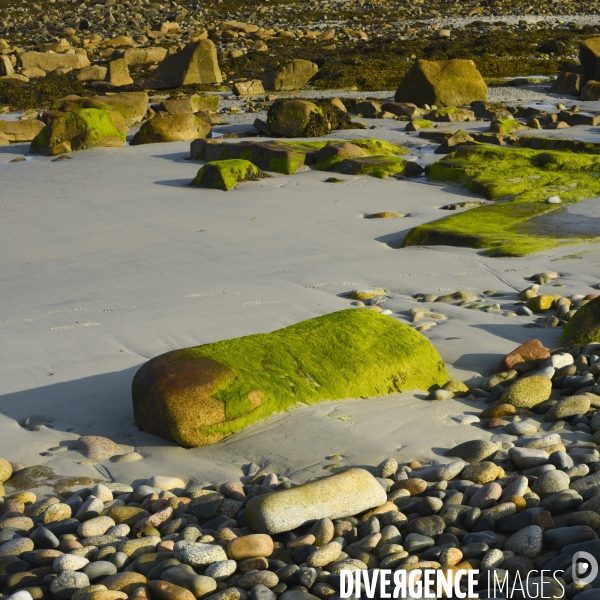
[189,159,269,191]
[545,395,591,422]
[0,459,12,484]
[560,296,600,347]
[130,114,210,145]
[161,95,220,114]
[245,468,386,534]
[403,144,600,256]
[528,295,555,313]
[262,59,318,91]
[394,59,488,107]
[500,376,552,408]
[330,155,423,178]
[145,40,222,89]
[30,108,126,156]
[314,142,368,170]
[131,309,449,447]
[490,118,524,135]
[50,92,149,127]
[0,119,45,142]
[267,99,328,137]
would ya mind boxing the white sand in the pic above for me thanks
[2,92,600,489]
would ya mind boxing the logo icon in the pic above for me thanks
[573,551,598,585]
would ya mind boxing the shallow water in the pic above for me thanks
[524,198,600,237]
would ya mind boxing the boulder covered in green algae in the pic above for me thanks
[315,139,410,171]
[394,59,488,107]
[560,296,600,347]
[579,37,600,84]
[131,309,450,447]
[500,376,552,408]
[189,159,269,191]
[50,92,148,127]
[403,143,600,256]
[490,118,525,135]
[330,155,423,178]
[130,114,210,145]
[30,108,126,156]
[266,98,355,138]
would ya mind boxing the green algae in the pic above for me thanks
[189,158,269,191]
[404,144,600,256]
[491,118,525,134]
[132,309,449,447]
[560,296,600,347]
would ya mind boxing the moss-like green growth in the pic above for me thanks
[560,296,600,347]
[490,118,525,134]
[30,108,126,156]
[6,465,101,494]
[331,155,423,178]
[404,144,600,256]
[412,119,433,129]
[132,309,450,447]
[190,159,270,191]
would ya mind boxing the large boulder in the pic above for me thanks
[131,309,449,447]
[189,159,269,191]
[145,40,222,89]
[262,59,318,91]
[18,51,90,72]
[550,71,581,96]
[50,92,149,127]
[267,99,327,137]
[106,58,133,87]
[0,119,45,142]
[560,296,600,347]
[394,59,487,107]
[130,114,210,145]
[579,38,600,84]
[581,80,600,101]
[30,108,126,156]
[246,469,387,534]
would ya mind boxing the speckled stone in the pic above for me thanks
[461,462,500,484]
[228,535,274,560]
[204,560,238,581]
[531,470,570,495]
[306,541,342,567]
[50,570,91,599]
[53,554,90,572]
[245,469,386,534]
[174,541,228,566]
[503,525,543,558]
[469,482,502,509]
[545,395,592,422]
[445,440,499,464]
[78,517,116,538]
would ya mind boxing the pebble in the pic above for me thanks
[174,541,228,566]
[444,440,499,463]
[228,534,274,560]
[75,436,121,460]
[53,554,90,572]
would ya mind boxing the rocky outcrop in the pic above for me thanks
[18,51,90,72]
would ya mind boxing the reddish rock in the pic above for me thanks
[495,339,550,374]
[468,482,502,509]
[228,534,274,560]
[59,539,82,552]
[482,418,508,429]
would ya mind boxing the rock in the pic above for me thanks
[130,115,210,145]
[508,448,549,470]
[462,462,500,485]
[504,525,543,557]
[120,47,168,66]
[580,37,600,84]
[50,92,149,128]
[306,541,342,567]
[581,80,600,101]
[148,581,195,600]
[262,59,318,91]
[394,59,487,107]
[228,535,274,560]
[0,55,14,76]
[132,309,449,446]
[102,572,147,594]
[189,159,268,192]
[50,571,90,598]
[145,40,222,89]
[545,395,591,422]
[245,468,386,534]
[106,59,133,87]
[76,65,108,81]
[266,100,327,137]
[500,376,552,408]
[0,119,45,142]
[53,554,89,572]
[445,440,499,463]
[159,566,217,598]
[204,560,237,581]
[233,80,265,96]
[30,109,126,156]
[423,461,465,482]
[0,537,34,557]
[0,458,12,483]
[18,52,90,72]
[544,525,598,549]
[161,96,219,114]
[495,340,551,374]
[551,71,581,96]
[174,541,228,566]
[528,295,555,312]
[469,482,502,509]
[146,476,185,491]
[561,296,600,347]
[330,156,423,179]
[531,470,570,495]
[74,436,121,460]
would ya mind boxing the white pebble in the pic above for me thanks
[546,195,561,204]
